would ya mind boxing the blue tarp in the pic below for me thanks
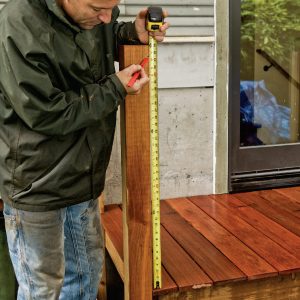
[240,80,290,145]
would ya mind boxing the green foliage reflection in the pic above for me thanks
[241,0,300,76]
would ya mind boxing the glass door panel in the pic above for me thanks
[230,0,300,186]
[240,0,300,147]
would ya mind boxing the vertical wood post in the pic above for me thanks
[119,45,153,300]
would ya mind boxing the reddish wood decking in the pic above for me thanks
[102,187,300,298]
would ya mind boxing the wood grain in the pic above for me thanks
[161,201,246,284]
[102,205,124,280]
[102,206,123,257]
[119,45,153,300]
[259,189,300,217]
[273,188,300,205]
[266,188,300,203]
[102,187,300,299]
[213,194,300,261]
[234,191,300,237]
[166,198,277,280]
[161,225,212,290]
[189,195,300,274]
[158,273,300,300]
[153,267,178,297]
[102,205,178,296]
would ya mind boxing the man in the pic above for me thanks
[0,0,169,299]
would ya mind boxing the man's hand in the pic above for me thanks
[116,64,149,95]
[135,8,169,44]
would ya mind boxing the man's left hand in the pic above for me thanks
[135,8,169,44]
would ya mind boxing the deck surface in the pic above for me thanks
[102,187,300,296]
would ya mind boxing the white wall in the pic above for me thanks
[103,1,217,204]
[105,41,215,203]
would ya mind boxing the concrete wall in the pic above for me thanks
[105,41,215,203]
[105,1,217,204]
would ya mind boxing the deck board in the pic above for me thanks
[190,195,300,274]
[161,226,212,291]
[274,188,300,205]
[161,203,246,284]
[158,268,178,296]
[213,194,300,260]
[259,190,300,217]
[102,205,123,258]
[165,198,277,280]
[102,187,300,297]
[235,192,300,237]
[101,204,178,296]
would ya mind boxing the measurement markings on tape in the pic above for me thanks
[149,34,162,290]
[147,6,164,289]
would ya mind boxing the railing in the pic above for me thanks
[256,49,300,90]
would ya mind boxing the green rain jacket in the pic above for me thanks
[0,0,140,211]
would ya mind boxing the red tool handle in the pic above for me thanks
[127,57,149,88]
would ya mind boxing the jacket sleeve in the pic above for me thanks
[0,36,127,136]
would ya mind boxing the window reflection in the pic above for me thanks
[240,0,300,146]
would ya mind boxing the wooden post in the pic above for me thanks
[119,45,153,300]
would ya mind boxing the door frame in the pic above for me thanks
[214,0,230,194]
[228,0,300,191]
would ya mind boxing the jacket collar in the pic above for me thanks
[44,0,80,32]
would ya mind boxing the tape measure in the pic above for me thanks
[147,6,163,290]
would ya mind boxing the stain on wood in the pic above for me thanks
[102,173,300,298]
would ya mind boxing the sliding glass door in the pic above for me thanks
[230,0,300,190]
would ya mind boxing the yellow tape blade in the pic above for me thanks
[149,36,162,289]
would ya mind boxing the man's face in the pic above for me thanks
[61,0,120,29]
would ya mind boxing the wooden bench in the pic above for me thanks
[102,187,300,299]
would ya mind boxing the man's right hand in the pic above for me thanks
[116,64,149,95]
